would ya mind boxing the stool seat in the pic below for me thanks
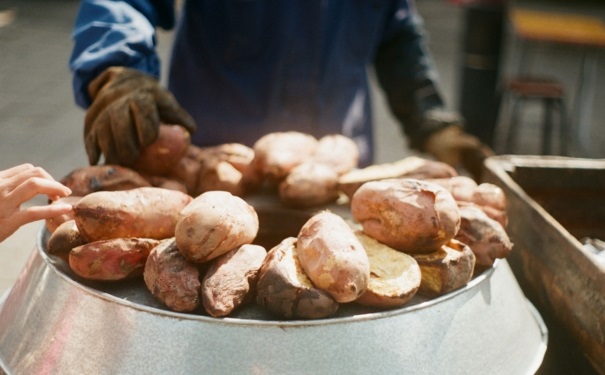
[506,76,565,98]
[495,75,570,155]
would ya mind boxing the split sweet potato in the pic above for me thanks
[338,156,458,199]
[354,232,421,309]
[413,239,476,298]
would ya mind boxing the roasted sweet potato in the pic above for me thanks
[455,203,513,268]
[74,187,193,242]
[351,179,460,254]
[338,156,458,199]
[354,232,421,309]
[45,196,80,234]
[59,165,151,197]
[175,191,259,263]
[47,220,86,255]
[166,145,204,195]
[69,237,159,281]
[143,238,201,312]
[142,175,188,193]
[312,134,359,175]
[132,124,191,176]
[413,239,476,298]
[256,237,339,319]
[195,158,247,197]
[201,143,261,190]
[278,162,340,208]
[252,131,319,183]
[202,244,267,317]
[296,211,369,303]
[428,177,508,227]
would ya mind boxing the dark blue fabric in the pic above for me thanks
[70,0,444,166]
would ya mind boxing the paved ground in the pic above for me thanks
[0,1,603,372]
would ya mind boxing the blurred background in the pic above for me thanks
[0,0,604,306]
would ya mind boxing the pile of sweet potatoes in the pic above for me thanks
[44,130,513,319]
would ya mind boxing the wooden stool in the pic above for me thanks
[496,76,569,155]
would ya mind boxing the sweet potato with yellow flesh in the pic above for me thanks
[351,179,460,254]
[132,124,191,176]
[413,239,476,298]
[175,191,259,263]
[278,162,340,208]
[69,237,159,281]
[312,134,359,175]
[59,165,151,197]
[252,131,318,183]
[74,187,193,242]
[338,156,458,199]
[45,196,81,234]
[354,232,421,309]
[455,203,513,268]
[202,244,267,317]
[47,220,86,255]
[297,211,370,303]
[143,238,201,312]
[256,237,339,319]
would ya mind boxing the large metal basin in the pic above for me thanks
[0,223,547,375]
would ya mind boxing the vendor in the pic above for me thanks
[69,0,491,177]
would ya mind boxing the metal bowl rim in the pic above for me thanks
[37,227,498,328]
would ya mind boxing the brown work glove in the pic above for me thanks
[423,125,494,181]
[84,67,197,166]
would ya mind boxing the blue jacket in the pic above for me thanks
[70,0,447,166]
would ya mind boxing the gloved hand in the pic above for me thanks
[84,67,197,166]
[423,125,494,180]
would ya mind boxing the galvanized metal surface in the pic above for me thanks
[0,227,547,375]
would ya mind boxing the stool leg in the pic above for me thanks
[542,98,554,155]
[558,99,569,156]
[505,95,521,153]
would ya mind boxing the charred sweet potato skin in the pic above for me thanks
[143,238,201,312]
[60,165,151,197]
[73,187,192,242]
[69,237,159,281]
[202,244,267,317]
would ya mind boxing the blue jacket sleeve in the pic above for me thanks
[69,0,175,108]
[374,1,457,150]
